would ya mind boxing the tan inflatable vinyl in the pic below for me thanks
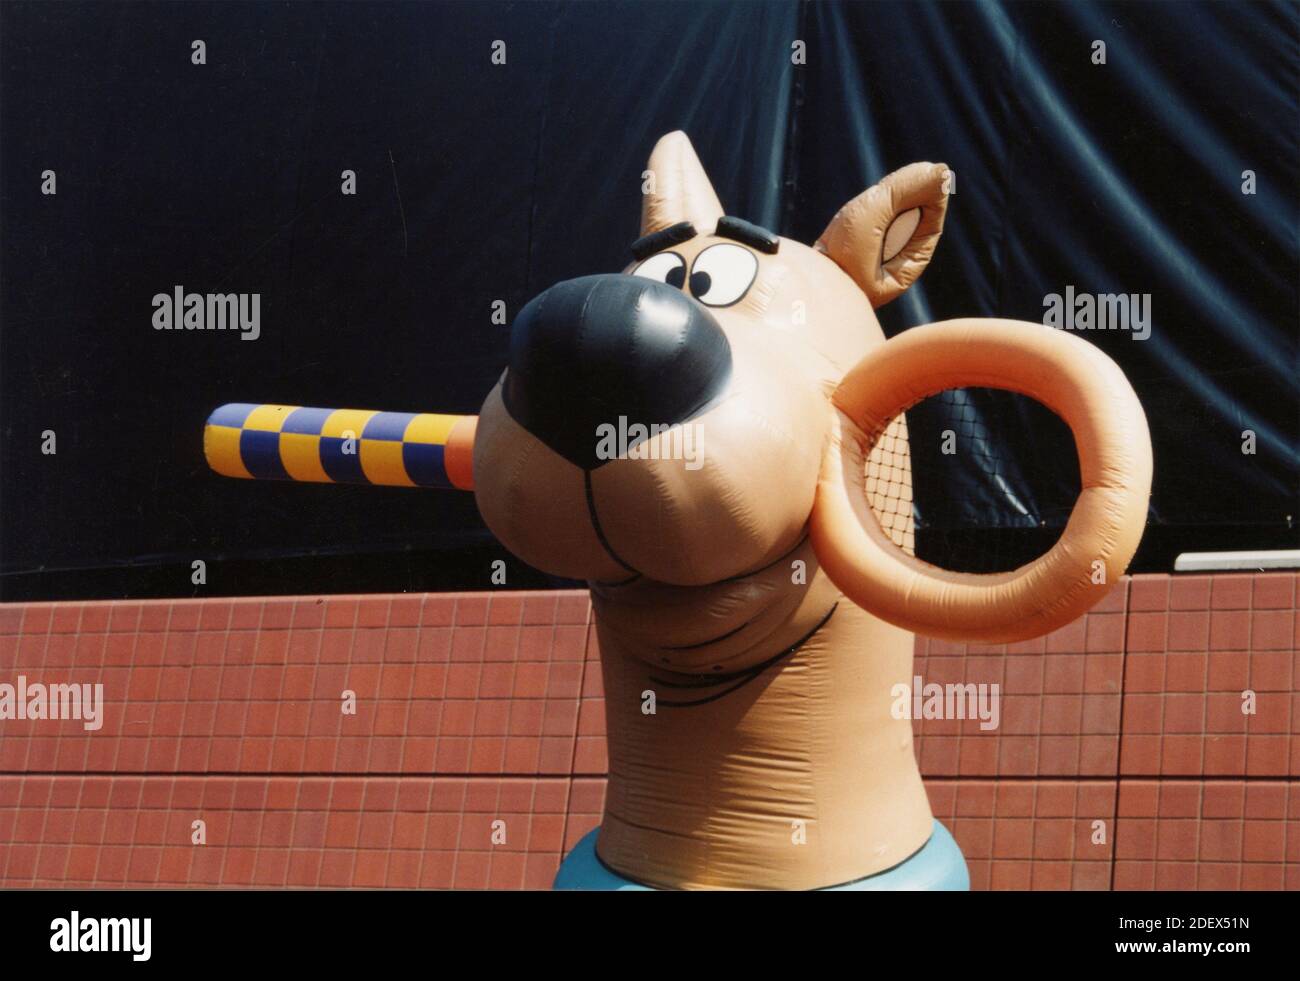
[812,318,1152,643]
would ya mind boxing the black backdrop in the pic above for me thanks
[2,0,1296,600]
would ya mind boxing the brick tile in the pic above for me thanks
[1210,576,1252,610]
[1169,576,1211,610]
[1250,610,1293,651]
[1127,612,1166,652]
[1129,577,1169,612]
[1210,610,1249,649]
[1252,574,1296,610]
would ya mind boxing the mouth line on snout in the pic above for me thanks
[583,471,641,577]
[579,392,747,583]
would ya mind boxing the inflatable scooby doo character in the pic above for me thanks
[205,132,1152,890]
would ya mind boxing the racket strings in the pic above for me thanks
[864,412,916,556]
[861,388,1082,575]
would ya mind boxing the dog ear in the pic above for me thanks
[640,131,725,236]
[815,162,950,308]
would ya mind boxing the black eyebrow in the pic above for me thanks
[630,221,696,261]
[715,216,780,254]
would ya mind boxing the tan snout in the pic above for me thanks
[810,318,1153,643]
[474,337,828,586]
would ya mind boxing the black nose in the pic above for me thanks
[502,274,732,469]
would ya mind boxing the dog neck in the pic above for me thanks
[587,555,935,890]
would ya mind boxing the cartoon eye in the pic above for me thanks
[633,252,686,290]
[689,244,758,307]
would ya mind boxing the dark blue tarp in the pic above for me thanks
[2,0,1296,597]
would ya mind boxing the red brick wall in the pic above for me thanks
[915,573,1299,889]
[0,573,1295,889]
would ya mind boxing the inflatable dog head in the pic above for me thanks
[475,131,1149,642]
[474,131,952,587]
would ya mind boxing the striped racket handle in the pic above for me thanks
[204,403,475,491]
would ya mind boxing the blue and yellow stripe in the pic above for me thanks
[204,403,476,490]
